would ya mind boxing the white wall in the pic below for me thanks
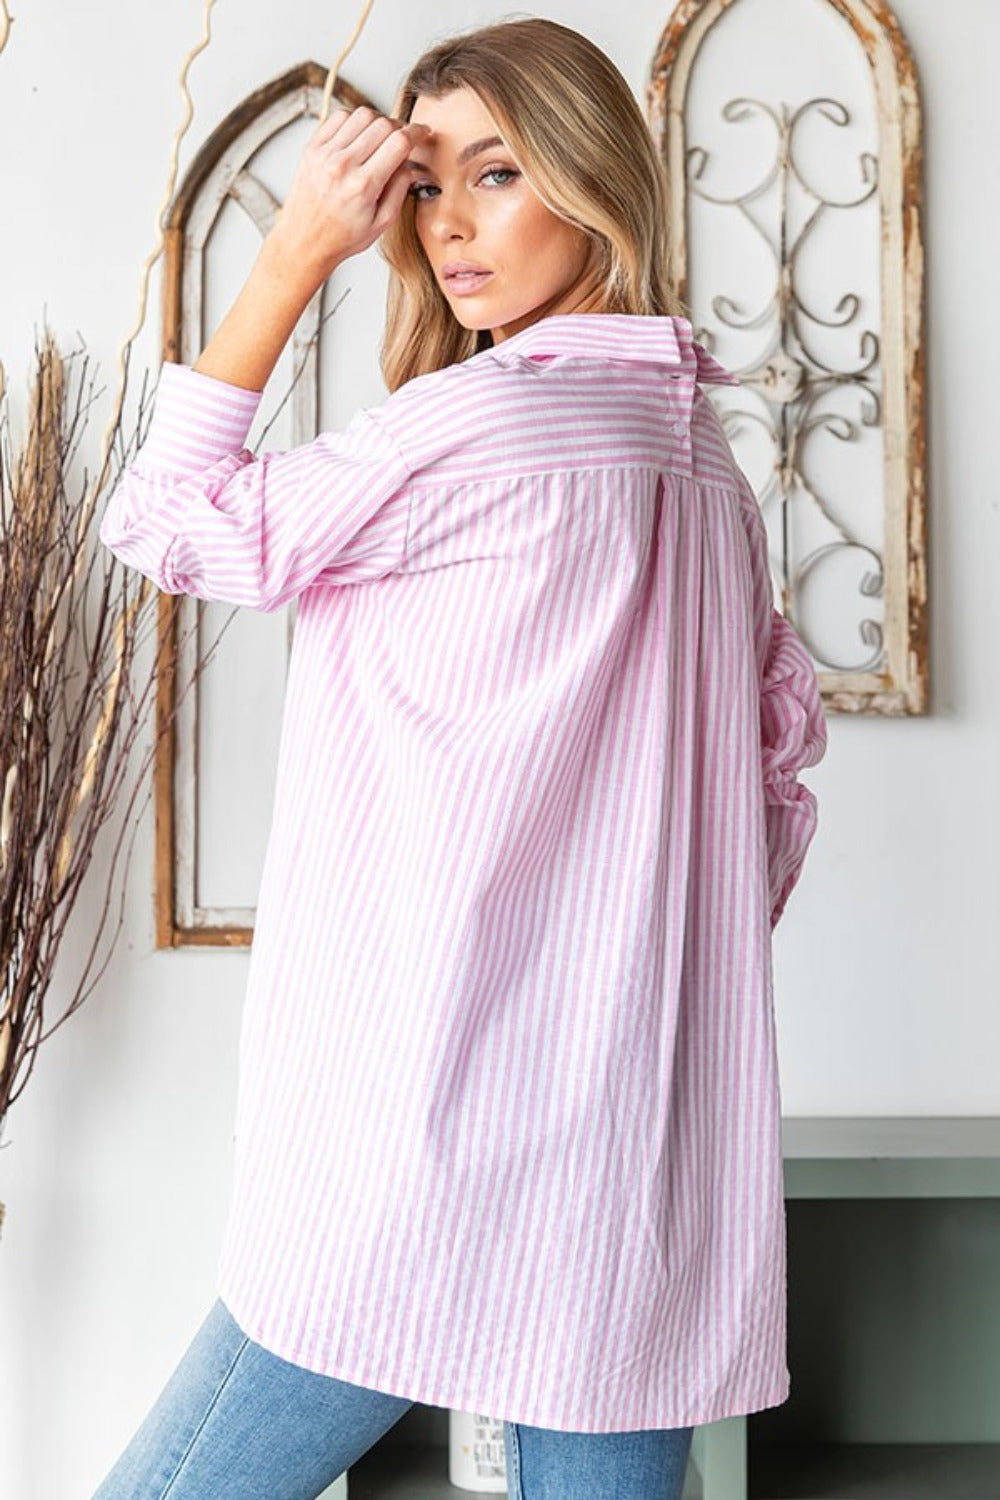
[1,2,997,1494]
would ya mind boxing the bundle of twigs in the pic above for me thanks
[0,335,201,1232]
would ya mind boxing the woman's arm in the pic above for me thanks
[193,105,430,391]
[97,379,413,611]
[97,106,433,609]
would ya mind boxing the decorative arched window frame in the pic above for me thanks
[648,0,928,716]
[154,62,376,949]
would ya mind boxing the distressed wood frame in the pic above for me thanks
[155,62,375,948]
[648,0,928,714]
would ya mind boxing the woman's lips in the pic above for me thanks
[444,270,494,296]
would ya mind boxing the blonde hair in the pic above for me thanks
[379,17,686,393]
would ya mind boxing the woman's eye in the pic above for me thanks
[408,167,519,201]
[480,166,519,187]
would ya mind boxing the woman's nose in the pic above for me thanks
[427,192,474,241]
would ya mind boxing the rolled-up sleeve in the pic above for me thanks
[99,362,413,612]
[735,470,828,929]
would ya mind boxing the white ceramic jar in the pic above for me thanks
[448,1408,508,1492]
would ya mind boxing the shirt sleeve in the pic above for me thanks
[735,469,829,930]
[98,362,413,613]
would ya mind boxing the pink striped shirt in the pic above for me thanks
[100,312,827,1432]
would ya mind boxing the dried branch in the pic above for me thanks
[320,0,376,122]
[0,337,228,1183]
[78,0,218,543]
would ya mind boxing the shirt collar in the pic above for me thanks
[485,313,740,386]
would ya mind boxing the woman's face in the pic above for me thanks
[405,87,603,343]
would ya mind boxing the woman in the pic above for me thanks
[94,17,827,1500]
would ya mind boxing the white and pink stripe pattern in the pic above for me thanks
[100,313,827,1432]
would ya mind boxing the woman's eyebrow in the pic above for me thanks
[405,134,505,172]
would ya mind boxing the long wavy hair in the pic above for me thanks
[379,17,687,393]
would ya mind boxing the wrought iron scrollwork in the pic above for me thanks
[688,95,884,673]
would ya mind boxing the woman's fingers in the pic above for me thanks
[336,117,430,215]
[273,106,429,278]
[371,154,419,236]
[311,102,384,158]
[316,105,429,170]
[316,104,397,156]
[334,113,403,174]
[312,103,353,149]
[318,103,382,154]
[362,120,427,185]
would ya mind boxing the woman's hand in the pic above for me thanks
[268,105,432,290]
[193,106,430,392]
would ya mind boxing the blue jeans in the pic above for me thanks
[93,1297,694,1499]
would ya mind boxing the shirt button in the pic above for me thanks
[671,420,687,436]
